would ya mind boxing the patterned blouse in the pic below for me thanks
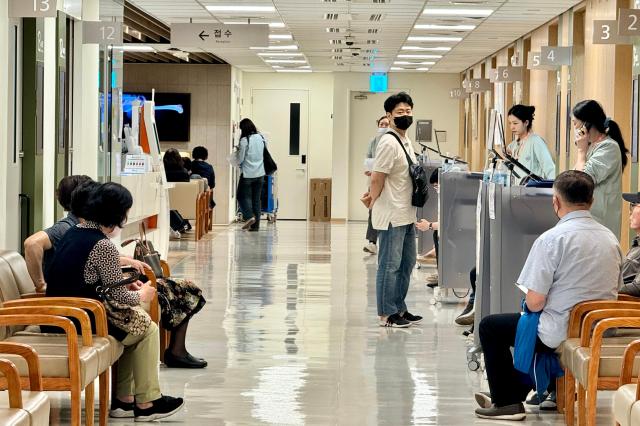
[79,222,140,306]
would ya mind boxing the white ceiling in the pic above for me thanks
[129,0,583,73]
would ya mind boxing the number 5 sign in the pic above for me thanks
[83,22,123,45]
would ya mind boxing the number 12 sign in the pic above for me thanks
[83,22,123,45]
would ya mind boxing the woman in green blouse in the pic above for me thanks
[506,104,556,180]
[572,99,629,240]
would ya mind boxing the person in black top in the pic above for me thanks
[163,148,189,182]
[190,146,215,189]
[46,182,185,421]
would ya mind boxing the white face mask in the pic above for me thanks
[377,127,388,134]
[106,226,122,239]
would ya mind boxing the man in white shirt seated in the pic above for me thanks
[474,170,622,420]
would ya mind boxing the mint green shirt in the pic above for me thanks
[582,138,622,240]
[507,133,556,180]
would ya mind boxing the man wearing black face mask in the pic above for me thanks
[361,92,421,328]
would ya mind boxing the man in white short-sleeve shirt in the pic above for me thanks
[361,92,422,328]
[474,170,622,420]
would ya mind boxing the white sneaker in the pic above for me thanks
[363,242,377,254]
[169,229,181,240]
[426,273,439,284]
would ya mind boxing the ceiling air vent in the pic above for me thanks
[324,13,339,20]
[367,40,379,45]
[330,39,343,44]
[326,27,342,33]
[369,14,384,22]
[332,55,343,59]
[367,28,379,34]
[332,48,343,53]
[322,0,337,2]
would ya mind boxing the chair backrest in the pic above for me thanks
[168,181,200,219]
[0,251,36,296]
[0,255,25,339]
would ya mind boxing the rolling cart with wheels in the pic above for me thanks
[261,174,278,223]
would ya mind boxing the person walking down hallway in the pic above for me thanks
[572,99,628,239]
[361,92,422,328]
[238,118,266,232]
[364,115,391,254]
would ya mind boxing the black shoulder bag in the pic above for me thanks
[259,135,278,176]
[386,132,429,208]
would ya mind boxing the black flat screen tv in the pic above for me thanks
[123,92,191,142]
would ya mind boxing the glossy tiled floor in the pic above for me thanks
[50,221,615,425]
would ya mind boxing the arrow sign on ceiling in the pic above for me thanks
[171,23,269,49]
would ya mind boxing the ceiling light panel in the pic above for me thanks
[422,8,494,17]
[414,24,476,30]
[206,5,276,13]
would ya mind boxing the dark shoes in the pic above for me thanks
[475,402,526,420]
[164,350,208,369]
[379,313,411,328]
[134,395,185,422]
[109,398,134,418]
[401,311,423,324]
[539,391,557,411]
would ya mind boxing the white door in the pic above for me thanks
[5,20,22,251]
[251,89,309,220]
[348,92,390,221]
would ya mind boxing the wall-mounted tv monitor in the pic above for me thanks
[123,92,191,142]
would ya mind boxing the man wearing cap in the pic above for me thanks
[618,192,640,296]
[474,170,622,420]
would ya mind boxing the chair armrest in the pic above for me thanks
[568,300,640,338]
[142,267,160,324]
[620,339,640,386]
[0,359,22,408]
[160,260,170,278]
[580,309,640,346]
[0,343,42,391]
[587,318,640,389]
[618,294,640,302]
[19,293,45,299]
[0,306,92,346]
[2,297,107,337]
[0,315,80,386]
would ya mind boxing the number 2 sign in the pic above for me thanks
[619,9,640,36]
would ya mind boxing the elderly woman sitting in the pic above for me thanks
[45,182,184,421]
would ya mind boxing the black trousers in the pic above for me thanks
[238,176,264,229]
[433,230,439,265]
[366,209,378,243]
[479,313,555,407]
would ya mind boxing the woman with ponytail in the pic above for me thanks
[572,99,628,239]
[506,104,556,179]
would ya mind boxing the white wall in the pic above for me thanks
[333,72,461,220]
[239,71,461,221]
[0,2,8,247]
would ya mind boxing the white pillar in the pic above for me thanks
[42,17,57,227]
[0,2,9,247]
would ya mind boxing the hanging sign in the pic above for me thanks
[9,0,57,18]
[468,78,491,92]
[618,9,640,36]
[171,23,269,48]
[540,46,572,66]
[83,22,124,45]
[495,66,523,82]
[449,87,465,99]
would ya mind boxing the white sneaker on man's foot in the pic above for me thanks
[363,242,377,254]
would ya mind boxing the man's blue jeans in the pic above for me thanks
[376,223,416,317]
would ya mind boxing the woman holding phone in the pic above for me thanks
[572,100,628,239]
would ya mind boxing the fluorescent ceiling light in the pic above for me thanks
[257,52,304,57]
[414,24,476,30]
[117,45,155,52]
[394,61,436,65]
[402,46,451,51]
[250,45,299,50]
[407,36,462,42]
[264,59,307,64]
[423,8,493,17]
[416,68,430,71]
[398,54,442,59]
[223,21,285,28]
[271,65,282,69]
[207,5,276,13]
[390,67,404,71]
[269,34,293,40]
[276,69,312,73]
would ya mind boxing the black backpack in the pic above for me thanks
[386,132,429,208]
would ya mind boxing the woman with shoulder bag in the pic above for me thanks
[46,182,185,421]
[237,118,266,231]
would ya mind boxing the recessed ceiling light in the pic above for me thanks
[402,46,451,51]
[398,54,443,59]
[271,65,283,69]
[264,59,307,64]
[250,45,299,50]
[207,5,276,13]
[407,36,463,42]
[257,52,304,57]
[416,68,430,71]
[269,34,293,40]
[116,45,155,52]
[422,8,493,17]
[223,21,285,28]
[276,69,312,73]
[394,61,436,65]
[414,24,476,30]
[390,67,404,71]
